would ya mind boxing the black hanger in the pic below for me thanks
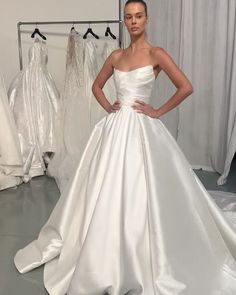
[31,26,47,40]
[70,22,77,33]
[83,24,99,39]
[105,25,116,39]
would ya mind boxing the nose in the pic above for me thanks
[131,16,137,24]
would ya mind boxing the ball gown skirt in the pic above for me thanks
[14,66,236,294]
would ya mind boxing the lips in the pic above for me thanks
[131,27,139,31]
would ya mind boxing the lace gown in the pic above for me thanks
[84,39,118,128]
[15,66,236,295]
[48,37,118,192]
[47,31,89,191]
[8,40,60,180]
[0,73,23,190]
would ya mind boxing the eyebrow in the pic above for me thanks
[125,12,145,16]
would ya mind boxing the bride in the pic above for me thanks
[14,0,236,294]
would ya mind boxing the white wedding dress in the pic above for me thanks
[8,40,61,180]
[0,73,23,190]
[48,37,118,192]
[84,39,118,128]
[15,65,236,295]
[47,30,89,191]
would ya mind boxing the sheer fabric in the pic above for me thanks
[48,37,118,192]
[47,31,89,191]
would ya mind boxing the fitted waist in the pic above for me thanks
[118,97,150,106]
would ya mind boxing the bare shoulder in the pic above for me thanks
[151,47,172,62]
[106,48,124,66]
[150,46,178,70]
[110,48,124,57]
[96,48,124,78]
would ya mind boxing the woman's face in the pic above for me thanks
[124,3,147,36]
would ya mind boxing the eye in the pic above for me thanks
[137,14,144,19]
[125,16,132,20]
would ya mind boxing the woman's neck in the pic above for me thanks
[129,34,150,51]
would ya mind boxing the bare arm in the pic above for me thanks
[133,48,193,118]
[92,51,121,113]
[154,48,193,117]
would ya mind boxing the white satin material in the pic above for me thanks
[210,190,236,230]
[15,66,236,294]
[0,73,23,190]
[8,40,60,180]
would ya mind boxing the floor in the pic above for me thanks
[0,160,235,295]
[0,176,59,295]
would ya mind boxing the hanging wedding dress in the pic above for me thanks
[8,39,60,181]
[84,38,118,127]
[47,30,89,191]
[15,65,236,294]
[48,37,118,192]
[0,73,23,190]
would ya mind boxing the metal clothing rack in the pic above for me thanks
[17,1,123,70]
[17,19,122,70]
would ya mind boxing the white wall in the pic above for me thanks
[0,0,120,91]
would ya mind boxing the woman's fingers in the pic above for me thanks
[110,100,150,114]
[135,100,146,105]
[112,104,120,109]
[132,101,146,111]
[110,101,121,112]
[132,104,144,111]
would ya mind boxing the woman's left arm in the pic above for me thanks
[133,47,193,118]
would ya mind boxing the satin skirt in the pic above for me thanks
[0,74,23,190]
[15,106,236,295]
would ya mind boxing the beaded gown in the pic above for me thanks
[48,36,118,192]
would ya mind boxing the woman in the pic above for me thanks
[15,1,236,294]
[92,1,192,118]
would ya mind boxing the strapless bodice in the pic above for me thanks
[113,65,155,106]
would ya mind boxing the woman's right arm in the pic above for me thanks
[92,50,121,113]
